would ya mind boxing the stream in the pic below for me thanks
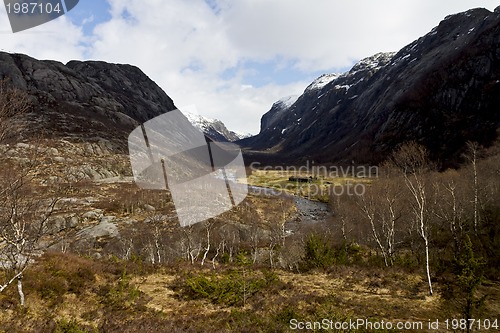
[248,185,333,230]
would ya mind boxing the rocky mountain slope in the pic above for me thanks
[0,52,178,150]
[241,7,500,167]
[258,95,299,137]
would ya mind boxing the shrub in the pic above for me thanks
[55,319,91,333]
[25,253,97,305]
[176,269,280,306]
[300,233,335,271]
[452,236,486,327]
[274,305,301,325]
[99,270,142,311]
[335,242,364,265]
[394,252,420,270]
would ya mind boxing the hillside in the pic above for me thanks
[241,7,500,167]
[0,52,177,150]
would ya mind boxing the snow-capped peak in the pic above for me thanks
[306,73,340,91]
[347,52,396,76]
[232,131,253,140]
[184,112,247,142]
[184,112,216,132]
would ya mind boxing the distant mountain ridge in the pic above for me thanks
[184,112,251,142]
[241,7,500,167]
[240,51,396,155]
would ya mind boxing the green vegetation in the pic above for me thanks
[175,268,280,306]
[0,246,499,332]
[300,233,336,270]
[442,235,488,331]
[98,270,143,310]
[55,319,95,333]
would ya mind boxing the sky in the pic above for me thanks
[0,0,498,134]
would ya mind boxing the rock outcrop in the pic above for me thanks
[0,52,177,150]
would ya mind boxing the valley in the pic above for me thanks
[0,5,500,333]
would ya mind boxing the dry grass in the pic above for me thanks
[278,268,441,323]
[247,169,373,201]
[1,253,499,333]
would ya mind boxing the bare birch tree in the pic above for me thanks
[0,79,57,306]
[356,174,404,267]
[200,219,215,266]
[0,160,61,306]
[391,142,434,295]
[181,225,202,264]
[465,142,482,234]
[432,170,467,255]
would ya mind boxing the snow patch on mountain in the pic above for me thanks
[232,131,253,140]
[306,73,340,91]
[184,112,242,142]
[272,95,299,110]
[184,112,216,132]
[346,52,396,76]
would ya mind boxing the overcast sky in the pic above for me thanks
[0,0,498,134]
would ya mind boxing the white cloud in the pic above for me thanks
[0,10,86,61]
[156,68,309,134]
[221,0,499,71]
[90,0,239,74]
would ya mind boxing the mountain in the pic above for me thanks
[232,131,253,140]
[258,95,299,135]
[242,7,500,167]
[240,53,395,152]
[0,52,177,150]
[185,112,249,142]
[0,51,251,151]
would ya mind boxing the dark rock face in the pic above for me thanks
[0,52,177,149]
[259,95,300,132]
[66,60,175,123]
[243,8,500,167]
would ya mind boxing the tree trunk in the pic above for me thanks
[154,225,162,264]
[467,142,480,234]
[473,158,479,233]
[201,226,210,266]
[423,237,433,296]
[201,240,210,266]
[17,276,25,306]
[212,243,221,269]
[269,244,275,269]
